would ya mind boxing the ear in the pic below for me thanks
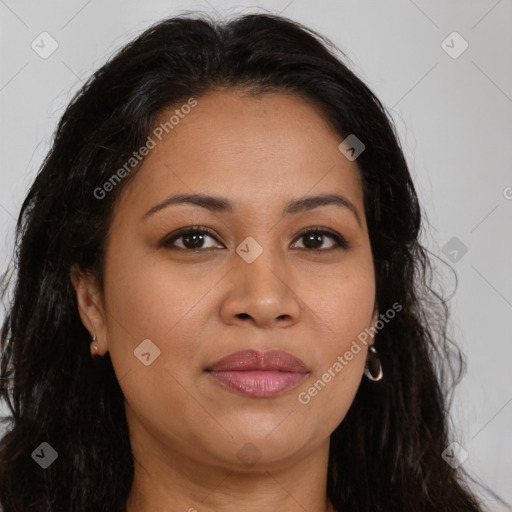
[70,264,108,356]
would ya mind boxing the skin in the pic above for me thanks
[71,89,379,512]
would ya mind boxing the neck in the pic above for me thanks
[125,414,336,512]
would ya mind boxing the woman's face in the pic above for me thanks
[76,89,378,471]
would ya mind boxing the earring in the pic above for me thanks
[91,335,99,357]
[364,345,383,381]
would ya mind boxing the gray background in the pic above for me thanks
[0,0,511,509]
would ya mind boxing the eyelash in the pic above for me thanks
[160,225,350,253]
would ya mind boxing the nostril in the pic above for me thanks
[237,313,250,319]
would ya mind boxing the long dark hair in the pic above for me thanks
[0,11,501,512]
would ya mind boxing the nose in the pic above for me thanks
[219,244,301,329]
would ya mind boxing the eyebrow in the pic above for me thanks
[141,192,362,226]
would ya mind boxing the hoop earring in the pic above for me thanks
[364,345,383,381]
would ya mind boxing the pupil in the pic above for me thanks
[184,233,204,249]
[305,233,322,249]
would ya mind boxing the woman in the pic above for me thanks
[0,11,501,512]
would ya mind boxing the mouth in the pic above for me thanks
[205,349,310,398]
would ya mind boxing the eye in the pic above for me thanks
[160,226,223,251]
[291,227,349,252]
[160,226,349,252]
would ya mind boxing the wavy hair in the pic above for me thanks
[0,11,502,512]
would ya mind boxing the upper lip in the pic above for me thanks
[206,349,310,373]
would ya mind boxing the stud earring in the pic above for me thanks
[91,335,99,356]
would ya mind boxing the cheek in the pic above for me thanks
[103,243,217,343]
[101,241,220,404]
[293,262,374,426]
[305,258,376,349]
[101,249,219,450]
[293,284,373,440]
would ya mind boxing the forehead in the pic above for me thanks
[116,89,365,222]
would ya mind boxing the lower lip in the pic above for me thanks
[207,370,307,398]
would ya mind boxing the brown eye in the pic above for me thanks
[291,228,349,252]
[161,227,223,250]
[161,226,349,252]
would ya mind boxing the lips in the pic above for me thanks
[205,349,309,398]
[206,349,309,373]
